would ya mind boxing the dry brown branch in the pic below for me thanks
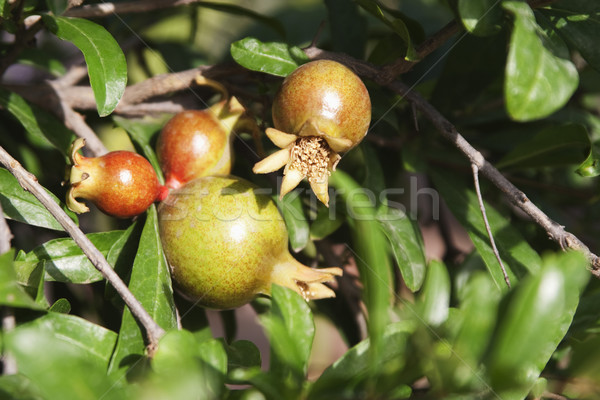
[0,146,166,345]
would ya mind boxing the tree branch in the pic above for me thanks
[0,146,166,345]
[63,0,206,18]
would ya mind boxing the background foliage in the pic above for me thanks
[1,0,600,399]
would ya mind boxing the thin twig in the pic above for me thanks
[471,164,510,288]
[0,146,166,345]
[64,0,205,18]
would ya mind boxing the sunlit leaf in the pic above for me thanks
[108,206,177,377]
[231,37,309,77]
[457,0,503,36]
[0,250,43,309]
[42,15,127,116]
[487,251,589,399]
[274,192,309,252]
[503,1,578,121]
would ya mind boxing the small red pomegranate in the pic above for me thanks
[66,138,168,218]
[253,60,371,206]
[156,79,246,190]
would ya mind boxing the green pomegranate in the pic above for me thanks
[253,60,371,206]
[157,175,342,309]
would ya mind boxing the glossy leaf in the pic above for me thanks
[355,0,417,60]
[540,0,600,72]
[497,123,590,169]
[329,170,392,370]
[5,326,126,400]
[17,312,118,369]
[197,1,285,37]
[113,115,168,183]
[230,37,309,77]
[0,250,42,309]
[273,192,309,252]
[108,206,177,377]
[148,330,227,399]
[487,251,589,399]
[430,169,542,289]
[309,321,414,399]
[418,260,450,327]
[503,1,578,121]
[0,168,77,231]
[0,87,74,155]
[48,298,71,313]
[457,0,502,36]
[42,15,127,116]
[20,230,126,283]
[377,206,426,292]
[260,285,314,379]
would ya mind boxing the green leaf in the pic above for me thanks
[260,285,314,381]
[576,142,600,177]
[113,115,169,183]
[17,312,118,369]
[309,321,414,399]
[148,330,227,399]
[0,168,77,231]
[540,0,600,72]
[503,1,578,121]
[6,324,125,400]
[108,206,177,377]
[430,168,542,289]
[487,251,589,399]
[16,48,67,76]
[377,206,426,292]
[45,0,68,15]
[197,1,285,37]
[324,0,367,59]
[418,260,450,327]
[0,250,43,309]
[497,123,590,169]
[329,170,392,373]
[457,0,503,36]
[20,230,126,283]
[273,192,309,252]
[226,340,262,371]
[42,15,127,116]
[230,37,309,77]
[0,88,75,155]
[48,298,71,313]
[0,374,44,400]
[355,0,417,60]
[309,204,343,240]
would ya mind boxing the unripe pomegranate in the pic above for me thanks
[66,138,168,218]
[157,175,342,309]
[156,78,246,190]
[253,60,371,206]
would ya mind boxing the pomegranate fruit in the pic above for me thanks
[157,175,342,309]
[156,78,246,190]
[253,60,371,206]
[66,138,168,218]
